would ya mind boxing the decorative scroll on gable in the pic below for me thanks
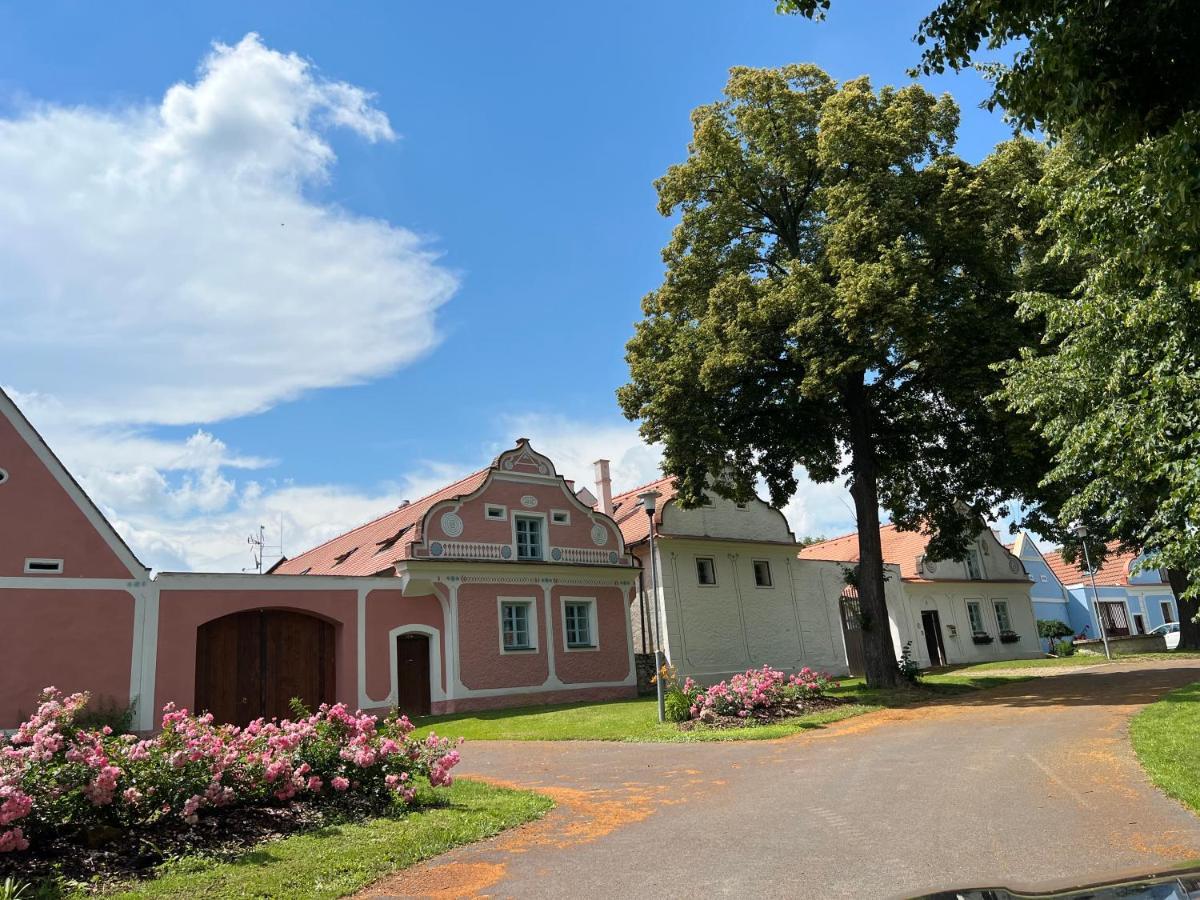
[493,438,557,479]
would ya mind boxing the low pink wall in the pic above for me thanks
[456,583,549,689]
[154,589,357,716]
[363,589,446,701]
[0,589,135,728]
[551,585,631,684]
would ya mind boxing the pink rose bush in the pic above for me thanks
[660,664,840,724]
[0,688,462,853]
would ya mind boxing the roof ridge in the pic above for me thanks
[283,465,489,564]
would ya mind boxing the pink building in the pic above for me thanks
[0,389,638,730]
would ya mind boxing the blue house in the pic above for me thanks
[1010,533,1179,640]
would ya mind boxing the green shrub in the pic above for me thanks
[663,689,692,723]
[1038,619,1075,653]
[897,642,922,684]
[1054,639,1076,657]
[0,877,32,900]
[73,694,137,733]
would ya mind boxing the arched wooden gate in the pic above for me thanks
[195,609,335,725]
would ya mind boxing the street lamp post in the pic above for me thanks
[639,489,666,723]
[1074,525,1112,661]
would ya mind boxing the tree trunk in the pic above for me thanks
[1166,568,1200,650]
[844,377,900,688]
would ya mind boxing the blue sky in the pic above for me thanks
[0,2,1016,571]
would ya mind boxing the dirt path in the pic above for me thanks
[362,659,1200,899]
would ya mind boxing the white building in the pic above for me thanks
[799,524,1042,669]
[605,470,853,682]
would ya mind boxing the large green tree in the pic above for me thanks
[618,66,1052,687]
[780,0,1200,645]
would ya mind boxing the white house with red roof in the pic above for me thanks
[799,524,1041,668]
[607,473,855,681]
[0,384,638,730]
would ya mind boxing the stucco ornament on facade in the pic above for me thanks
[440,512,464,537]
[520,495,538,508]
[591,523,609,546]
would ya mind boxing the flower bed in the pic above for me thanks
[661,665,842,729]
[0,688,461,885]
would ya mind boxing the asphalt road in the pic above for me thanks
[364,660,1200,899]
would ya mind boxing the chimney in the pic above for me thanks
[593,459,613,516]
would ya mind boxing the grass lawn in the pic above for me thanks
[411,672,1027,744]
[1131,680,1200,815]
[946,650,1200,675]
[60,780,551,900]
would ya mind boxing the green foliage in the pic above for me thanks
[663,689,692,723]
[897,642,922,684]
[72,694,137,734]
[1131,681,1200,817]
[1037,619,1073,641]
[778,0,1200,153]
[1053,639,1076,658]
[0,878,31,900]
[618,64,1054,685]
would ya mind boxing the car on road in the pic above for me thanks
[1150,621,1181,650]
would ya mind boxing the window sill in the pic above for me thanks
[565,643,599,652]
[502,646,537,654]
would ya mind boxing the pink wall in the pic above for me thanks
[551,585,631,684]
[0,589,135,728]
[456,582,549,689]
[363,589,446,701]
[424,478,622,555]
[0,414,133,578]
[154,589,357,715]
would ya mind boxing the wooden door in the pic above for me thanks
[196,609,335,726]
[920,609,946,667]
[840,597,866,677]
[396,633,432,716]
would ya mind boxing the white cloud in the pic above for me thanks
[0,33,456,427]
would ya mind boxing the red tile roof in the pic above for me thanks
[798,524,934,580]
[610,475,676,547]
[1043,542,1156,588]
[272,467,489,576]
[798,523,1026,583]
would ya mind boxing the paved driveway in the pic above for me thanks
[365,660,1200,899]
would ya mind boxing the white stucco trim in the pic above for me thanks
[129,586,160,730]
[0,576,144,590]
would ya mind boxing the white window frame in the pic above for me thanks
[560,596,599,651]
[24,558,64,575]
[752,559,773,588]
[965,548,984,580]
[550,509,571,526]
[512,512,547,561]
[1162,601,1177,624]
[966,599,987,636]
[993,599,1013,632]
[485,503,507,521]
[497,596,538,653]
[696,556,718,587]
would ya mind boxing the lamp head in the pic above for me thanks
[638,489,662,516]
[1072,524,1089,539]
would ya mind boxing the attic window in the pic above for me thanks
[700,494,714,508]
[332,548,358,567]
[551,509,570,525]
[735,502,748,510]
[0,468,8,485]
[485,504,507,521]
[298,567,312,575]
[375,525,412,555]
[24,558,63,575]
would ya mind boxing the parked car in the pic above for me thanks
[916,864,1200,898]
[1150,621,1181,650]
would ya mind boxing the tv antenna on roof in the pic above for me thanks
[244,516,284,574]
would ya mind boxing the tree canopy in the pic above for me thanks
[619,65,1053,686]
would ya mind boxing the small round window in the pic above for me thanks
[0,468,8,485]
